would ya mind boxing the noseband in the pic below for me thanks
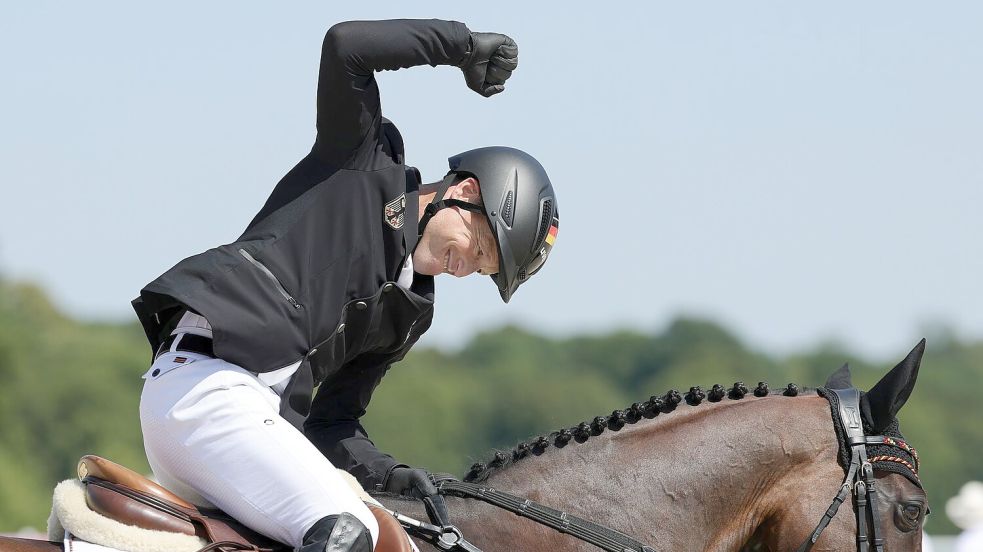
[797,387,921,552]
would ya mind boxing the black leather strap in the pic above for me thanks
[835,388,866,446]
[438,480,656,552]
[856,477,869,551]
[416,172,484,243]
[796,462,857,552]
[417,173,458,238]
[800,387,898,552]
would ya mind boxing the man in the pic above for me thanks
[132,18,559,552]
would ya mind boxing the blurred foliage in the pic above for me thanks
[0,278,979,534]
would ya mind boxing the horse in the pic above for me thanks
[377,340,928,551]
[0,341,928,552]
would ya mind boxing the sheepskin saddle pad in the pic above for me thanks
[47,455,416,552]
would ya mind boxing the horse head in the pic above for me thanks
[768,340,929,551]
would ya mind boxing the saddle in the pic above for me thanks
[74,455,414,552]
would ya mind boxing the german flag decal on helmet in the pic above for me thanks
[545,217,558,246]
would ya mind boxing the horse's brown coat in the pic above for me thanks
[0,538,61,552]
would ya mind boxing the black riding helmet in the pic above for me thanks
[417,146,559,303]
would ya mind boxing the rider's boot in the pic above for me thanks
[299,513,374,552]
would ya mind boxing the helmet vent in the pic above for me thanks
[517,269,527,282]
[532,199,553,253]
[501,191,514,226]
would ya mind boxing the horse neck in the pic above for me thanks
[466,394,839,551]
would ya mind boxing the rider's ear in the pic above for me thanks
[862,338,926,432]
[448,177,480,202]
[824,363,853,389]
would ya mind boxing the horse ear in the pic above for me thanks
[863,339,926,432]
[825,363,853,389]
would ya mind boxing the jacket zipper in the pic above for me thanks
[238,248,302,309]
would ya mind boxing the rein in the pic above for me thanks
[385,479,656,552]
[438,480,656,552]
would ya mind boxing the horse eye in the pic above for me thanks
[895,502,924,532]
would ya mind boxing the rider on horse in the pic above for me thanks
[130,19,559,552]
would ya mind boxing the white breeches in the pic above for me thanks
[139,348,379,549]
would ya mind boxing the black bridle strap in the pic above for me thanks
[438,480,656,552]
[863,462,886,552]
[796,458,859,552]
[856,477,869,551]
[799,388,902,552]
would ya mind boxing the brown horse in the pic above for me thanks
[1,342,928,552]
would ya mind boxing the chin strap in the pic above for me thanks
[417,173,485,242]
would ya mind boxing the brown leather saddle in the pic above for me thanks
[77,455,415,552]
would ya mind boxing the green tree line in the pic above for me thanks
[0,278,979,534]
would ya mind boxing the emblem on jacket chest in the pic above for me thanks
[384,193,406,230]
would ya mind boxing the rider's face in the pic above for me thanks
[414,178,500,278]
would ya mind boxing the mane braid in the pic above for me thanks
[464,381,813,483]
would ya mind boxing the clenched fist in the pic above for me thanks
[384,466,450,522]
[458,32,519,97]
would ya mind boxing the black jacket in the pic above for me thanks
[132,19,472,489]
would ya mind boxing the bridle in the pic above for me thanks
[797,387,921,552]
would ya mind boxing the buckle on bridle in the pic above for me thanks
[381,507,483,552]
[435,526,465,550]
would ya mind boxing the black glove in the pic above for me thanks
[458,32,519,97]
[385,466,438,498]
[384,467,450,524]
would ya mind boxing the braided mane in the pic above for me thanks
[464,381,813,483]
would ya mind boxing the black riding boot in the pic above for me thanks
[298,513,373,552]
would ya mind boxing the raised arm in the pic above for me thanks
[314,19,469,166]
[314,19,518,167]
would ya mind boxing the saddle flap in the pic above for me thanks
[85,482,198,536]
[83,477,287,551]
[78,455,195,510]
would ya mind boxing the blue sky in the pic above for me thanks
[2,1,981,359]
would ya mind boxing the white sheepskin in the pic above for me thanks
[47,494,64,541]
[47,479,207,552]
[336,468,383,507]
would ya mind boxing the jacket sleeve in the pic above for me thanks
[304,355,402,490]
[314,19,472,167]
